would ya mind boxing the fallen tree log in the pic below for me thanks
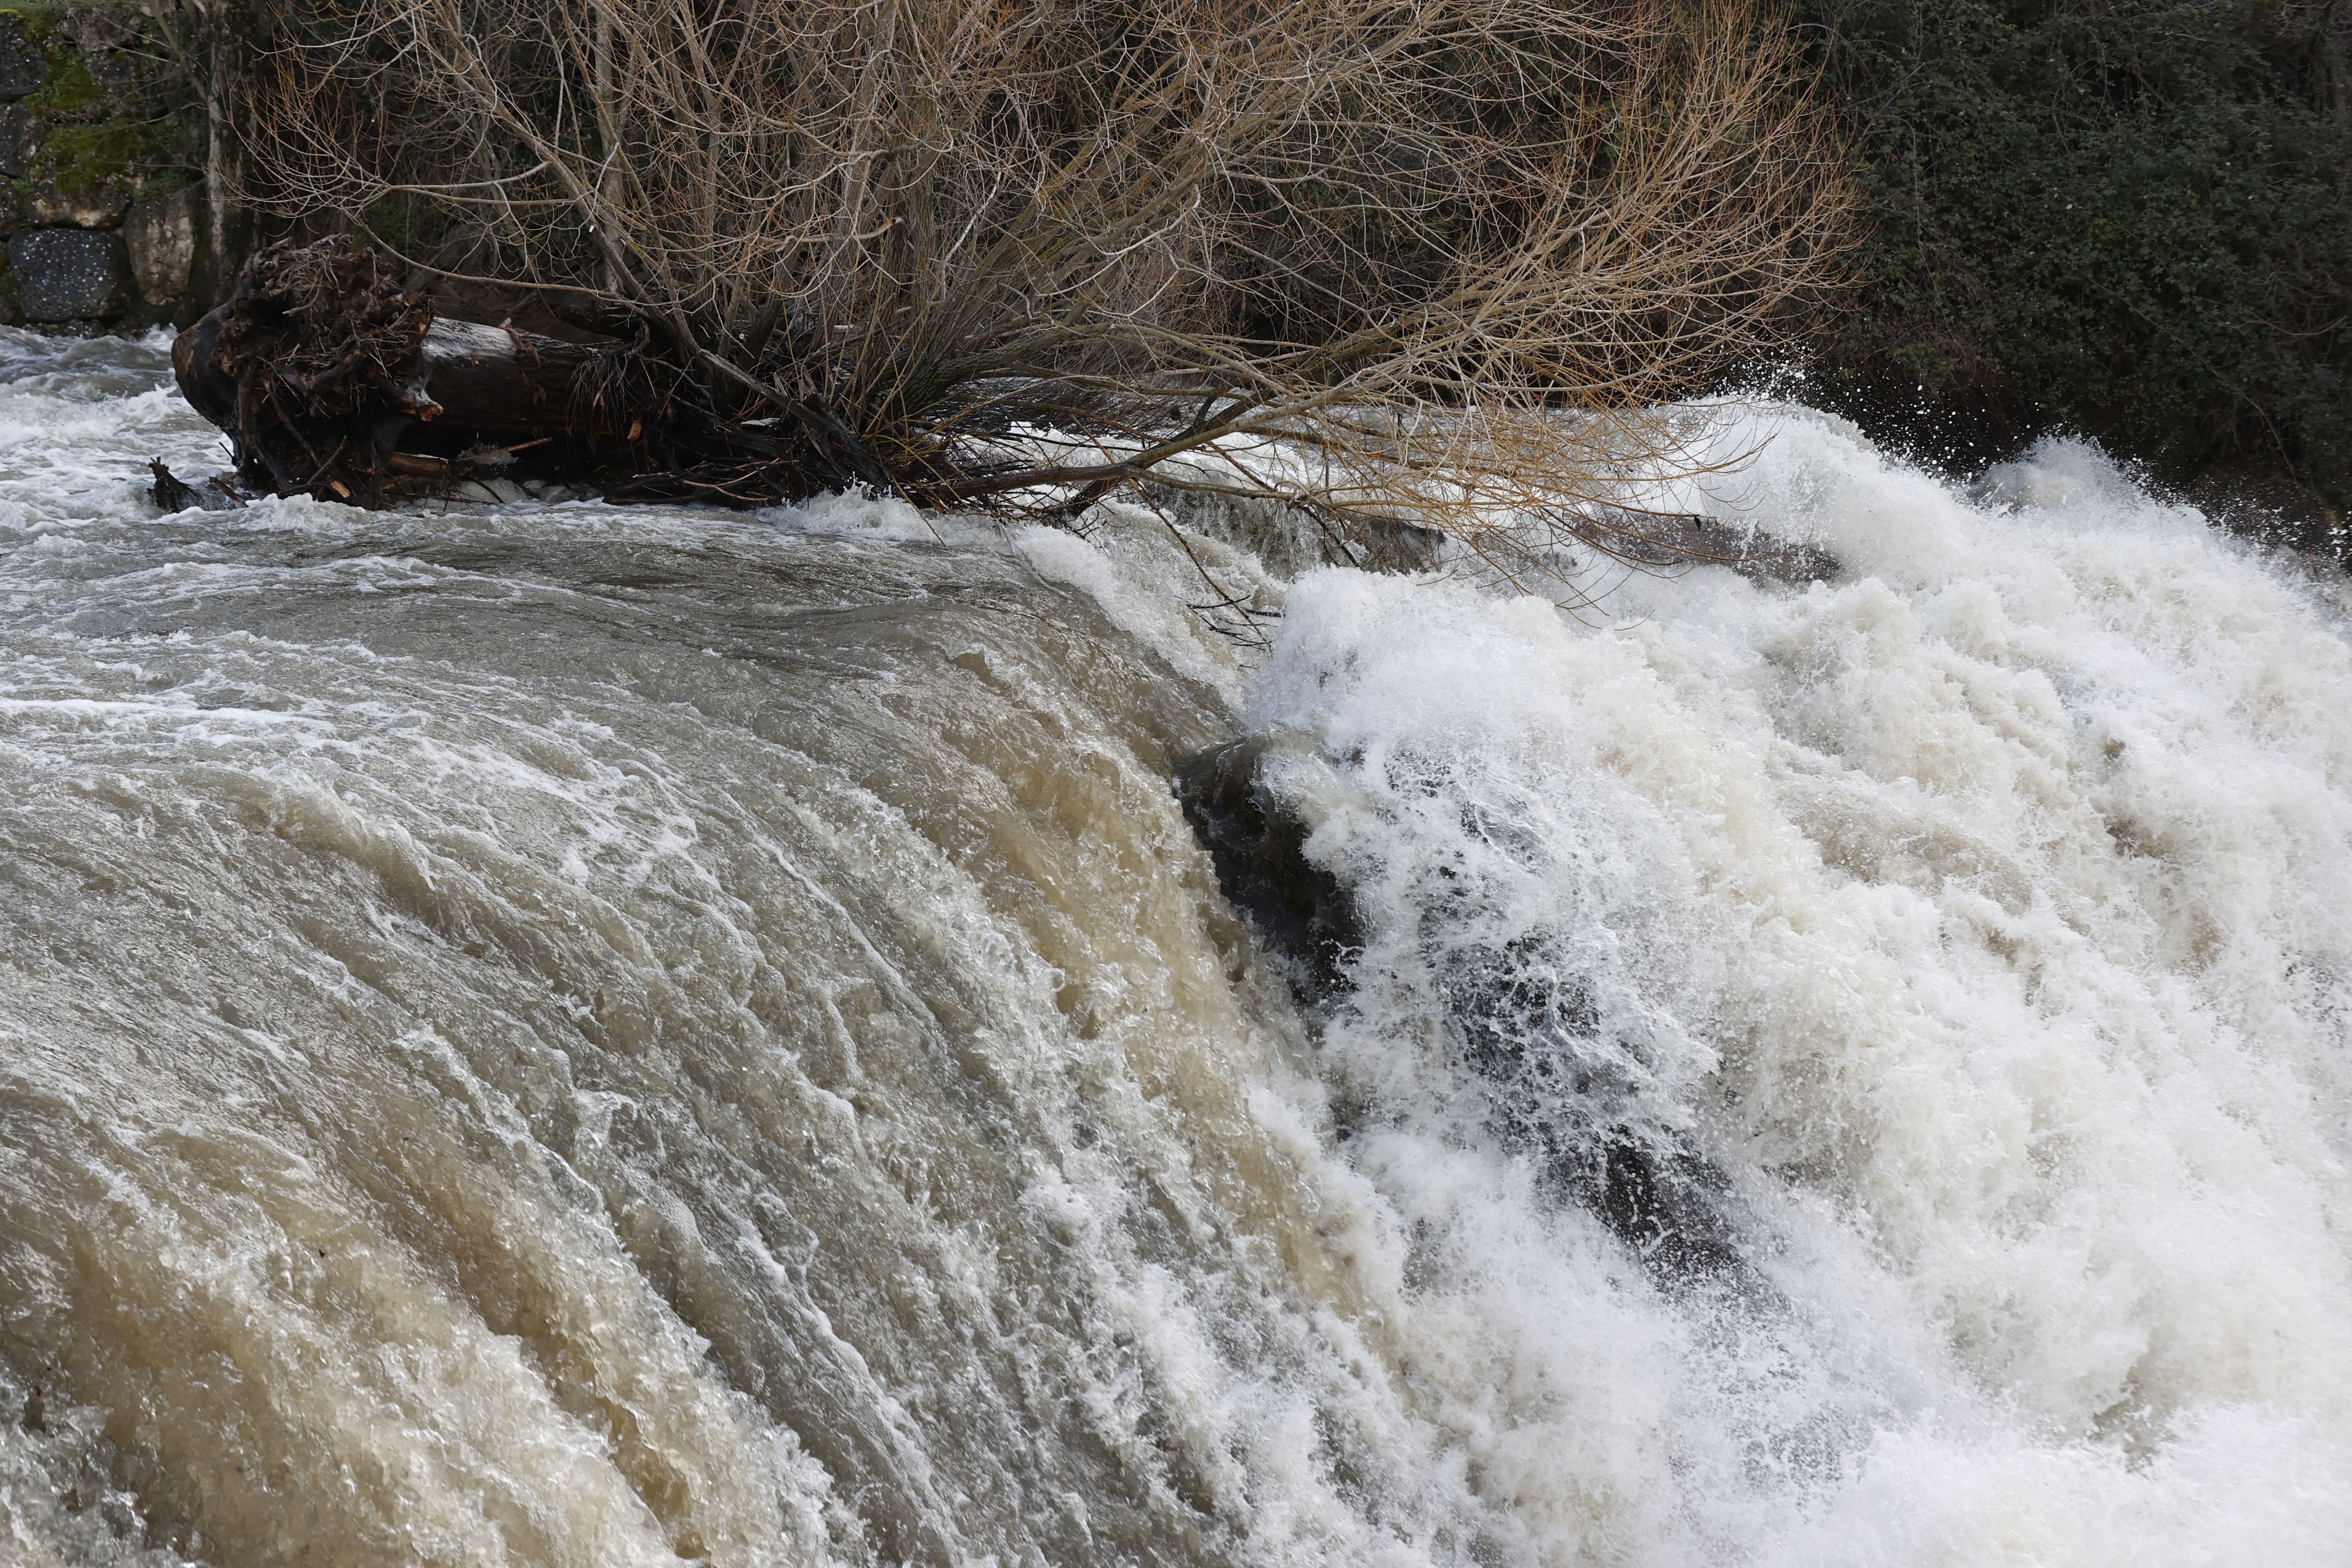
[163,239,1841,591]
[169,237,856,507]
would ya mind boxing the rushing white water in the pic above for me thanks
[0,329,2346,1566]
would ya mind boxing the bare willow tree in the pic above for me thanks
[208,0,1846,569]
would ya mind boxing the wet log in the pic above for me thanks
[171,241,645,503]
[147,457,198,511]
[172,238,1301,518]
[169,236,786,506]
[375,318,622,437]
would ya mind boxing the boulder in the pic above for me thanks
[0,105,36,178]
[28,179,127,230]
[125,184,198,306]
[1174,734,1360,998]
[8,228,130,321]
[0,17,45,102]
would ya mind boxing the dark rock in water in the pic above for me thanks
[148,459,197,512]
[144,459,245,513]
[0,17,45,102]
[1452,959,1758,1293]
[1448,959,1751,1287]
[1175,737,1360,998]
[1579,1134,1750,1282]
[8,228,130,322]
[1178,735,1758,1295]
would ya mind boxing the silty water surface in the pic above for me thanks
[0,328,2346,1565]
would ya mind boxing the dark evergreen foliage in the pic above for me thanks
[1797,0,2351,533]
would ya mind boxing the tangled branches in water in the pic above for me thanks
[218,0,1851,575]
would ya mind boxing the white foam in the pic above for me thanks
[6,329,2347,1564]
[1240,413,2352,1557]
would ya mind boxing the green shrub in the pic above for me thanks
[1799,0,2352,527]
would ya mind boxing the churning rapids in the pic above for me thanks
[0,327,2347,1568]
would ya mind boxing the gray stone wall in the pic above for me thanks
[0,4,202,329]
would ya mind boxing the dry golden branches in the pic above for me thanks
[235,0,1849,569]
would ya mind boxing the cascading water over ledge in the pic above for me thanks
[1173,732,1756,1296]
[3,329,2350,1565]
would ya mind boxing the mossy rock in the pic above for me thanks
[131,165,184,203]
[19,42,95,116]
[34,118,156,195]
[0,5,143,42]
[0,4,57,32]
[6,6,162,119]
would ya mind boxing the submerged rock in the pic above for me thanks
[144,461,244,513]
[1179,733,1759,1296]
[1446,953,1750,1288]
[1586,507,1842,584]
[1143,480,1441,578]
[146,458,196,512]
[1175,735,1360,998]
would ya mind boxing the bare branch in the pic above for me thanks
[214,0,1851,576]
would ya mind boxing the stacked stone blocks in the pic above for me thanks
[0,4,199,328]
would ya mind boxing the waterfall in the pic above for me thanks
[1,329,2344,1565]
